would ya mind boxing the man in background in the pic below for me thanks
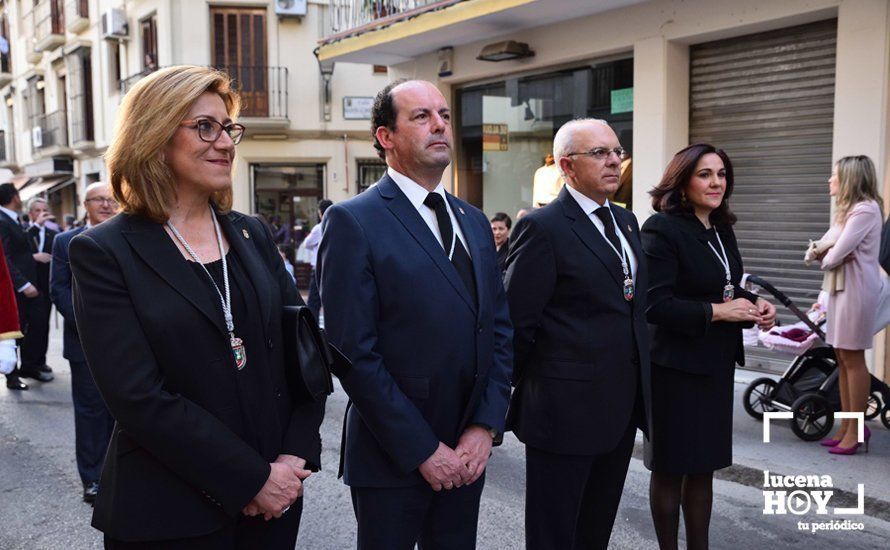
[22,197,57,377]
[0,184,50,389]
[50,182,118,503]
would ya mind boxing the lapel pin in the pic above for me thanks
[627,224,632,233]
[459,207,465,215]
[242,229,250,239]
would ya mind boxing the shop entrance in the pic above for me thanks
[456,58,633,220]
[252,163,325,288]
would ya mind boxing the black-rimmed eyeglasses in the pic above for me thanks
[566,147,627,161]
[180,118,246,145]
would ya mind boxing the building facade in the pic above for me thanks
[317,0,890,380]
[0,0,388,286]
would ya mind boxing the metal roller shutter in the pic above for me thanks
[689,19,837,372]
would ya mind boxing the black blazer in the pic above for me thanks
[641,212,757,374]
[27,224,56,293]
[504,187,651,456]
[0,211,37,292]
[69,211,325,542]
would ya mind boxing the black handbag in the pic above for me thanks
[282,305,350,402]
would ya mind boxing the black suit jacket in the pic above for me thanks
[641,212,757,374]
[69,211,325,542]
[504,187,651,456]
[0,211,37,294]
[27,224,56,293]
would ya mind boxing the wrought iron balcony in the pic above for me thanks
[120,66,288,123]
[32,110,68,152]
[34,0,65,52]
[326,0,450,38]
[215,65,288,120]
[119,66,157,95]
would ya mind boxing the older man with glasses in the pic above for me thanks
[50,182,119,504]
[504,118,651,550]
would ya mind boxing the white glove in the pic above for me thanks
[0,339,16,375]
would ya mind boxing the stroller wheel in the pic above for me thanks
[743,377,778,420]
[866,392,883,421]
[790,394,834,442]
[882,405,890,430]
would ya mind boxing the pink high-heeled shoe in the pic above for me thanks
[820,438,841,447]
[827,425,871,455]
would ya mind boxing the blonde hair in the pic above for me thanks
[105,66,241,222]
[834,155,883,223]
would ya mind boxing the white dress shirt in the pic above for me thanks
[0,205,20,226]
[388,167,471,259]
[564,183,638,282]
[29,223,46,252]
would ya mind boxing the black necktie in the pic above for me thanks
[423,193,477,303]
[593,206,632,279]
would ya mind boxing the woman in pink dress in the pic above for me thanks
[817,155,883,455]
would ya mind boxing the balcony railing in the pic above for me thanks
[120,66,288,120]
[34,0,65,52]
[327,0,453,37]
[216,66,288,119]
[33,110,68,152]
[119,66,157,94]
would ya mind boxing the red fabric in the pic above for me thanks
[0,240,21,339]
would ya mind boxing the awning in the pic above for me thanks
[18,175,74,201]
[11,174,32,190]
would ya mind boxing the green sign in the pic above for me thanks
[611,88,633,114]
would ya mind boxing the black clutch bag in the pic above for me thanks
[282,305,351,402]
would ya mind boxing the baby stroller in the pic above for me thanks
[741,275,890,441]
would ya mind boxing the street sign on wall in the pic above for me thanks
[343,97,374,120]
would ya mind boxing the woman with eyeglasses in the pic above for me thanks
[641,144,775,550]
[68,66,325,549]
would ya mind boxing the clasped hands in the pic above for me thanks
[243,454,311,521]
[418,425,492,492]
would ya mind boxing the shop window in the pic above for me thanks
[455,58,633,218]
[252,163,325,289]
[67,46,94,144]
[357,159,386,193]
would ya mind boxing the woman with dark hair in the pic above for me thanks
[641,143,775,550]
[490,211,512,275]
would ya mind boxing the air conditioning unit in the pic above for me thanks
[31,126,42,149]
[101,8,129,41]
[275,0,307,17]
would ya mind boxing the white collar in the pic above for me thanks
[0,205,20,223]
[387,167,447,210]
[564,183,611,216]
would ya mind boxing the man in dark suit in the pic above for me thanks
[504,119,651,550]
[23,197,57,376]
[318,80,513,549]
[50,182,117,503]
[0,183,52,389]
